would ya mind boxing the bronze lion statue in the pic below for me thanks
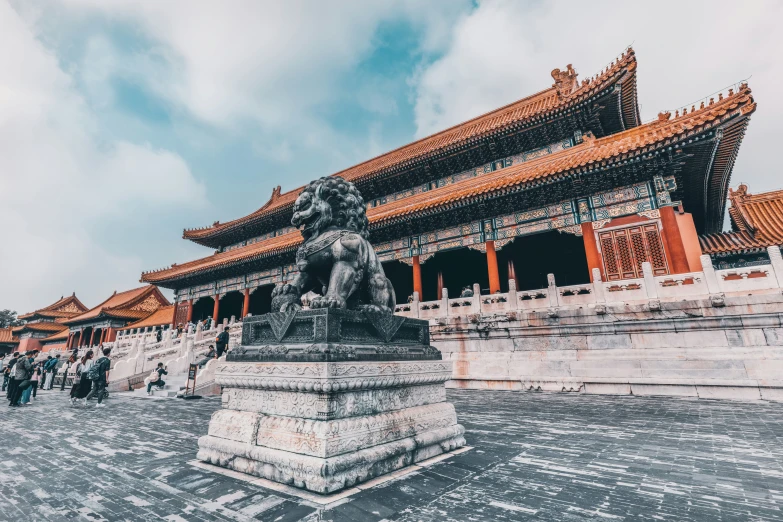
[271,176,396,313]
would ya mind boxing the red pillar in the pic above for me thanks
[88,328,96,347]
[213,294,220,323]
[186,299,194,322]
[486,240,501,294]
[242,289,250,318]
[100,329,107,344]
[437,271,444,300]
[66,333,72,349]
[581,221,604,281]
[105,328,115,343]
[412,256,423,299]
[172,301,180,327]
[79,329,84,347]
[659,206,689,274]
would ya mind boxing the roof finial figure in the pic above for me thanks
[551,64,578,98]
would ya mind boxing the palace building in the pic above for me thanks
[60,285,170,350]
[140,48,756,322]
[12,294,89,353]
[701,184,783,269]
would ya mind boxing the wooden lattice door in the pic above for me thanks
[598,223,669,281]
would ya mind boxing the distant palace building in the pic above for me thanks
[12,294,89,354]
[701,185,783,269]
[141,48,759,323]
[60,285,170,350]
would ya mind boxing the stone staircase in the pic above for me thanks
[131,373,189,398]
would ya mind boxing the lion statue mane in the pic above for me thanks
[271,176,396,313]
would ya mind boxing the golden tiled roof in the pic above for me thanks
[183,49,639,244]
[18,294,88,321]
[0,328,19,345]
[63,286,170,325]
[143,85,754,284]
[12,322,68,335]
[119,305,175,331]
[700,185,783,254]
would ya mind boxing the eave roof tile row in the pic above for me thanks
[182,49,639,243]
[142,85,754,285]
[700,186,783,255]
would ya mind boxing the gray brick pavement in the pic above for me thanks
[0,389,781,521]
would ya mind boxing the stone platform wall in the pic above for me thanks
[432,292,783,401]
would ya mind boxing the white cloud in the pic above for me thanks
[63,0,469,129]
[412,0,783,194]
[0,0,206,313]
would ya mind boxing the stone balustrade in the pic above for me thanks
[394,246,783,319]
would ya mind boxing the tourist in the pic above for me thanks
[155,328,162,343]
[215,329,229,358]
[176,323,184,338]
[205,316,212,331]
[21,362,41,405]
[198,345,217,368]
[42,355,57,390]
[9,350,37,407]
[4,352,19,395]
[61,354,76,391]
[146,363,168,395]
[83,347,111,408]
[48,354,62,390]
[70,350,94,405]
[2,353,17,392]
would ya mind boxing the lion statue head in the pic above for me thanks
[291,176,369,242]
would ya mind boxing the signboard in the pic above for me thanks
[181,363,201,400]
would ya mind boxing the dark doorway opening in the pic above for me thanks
[382,261,413,304]
[498,230,590,291]
[191,297,215,322]
[80,327,93,348]
[248,285,274,316]
[421,248,489,301]
[218,291,243,323]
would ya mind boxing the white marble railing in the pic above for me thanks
[108,318,243,389]
[394,246,783,319]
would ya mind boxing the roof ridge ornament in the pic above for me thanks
[551,64,578,98]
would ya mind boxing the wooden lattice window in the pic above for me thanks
[598,223,669,280]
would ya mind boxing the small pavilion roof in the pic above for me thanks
[142,84,754,286]
[18,294,88,321]
[12,322,68,336]
[63,286,170,326]
[119,305,175,332]
[182,48,640,248]
[41,329,70,343]
[0,328,19,346]
[700,185,783,255]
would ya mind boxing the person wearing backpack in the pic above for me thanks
[3,352,19,393]
[215,329,229,358]
[83,347,111,408]
[70,350,94,405]
[146,363,168,395]
[9,351,37,407]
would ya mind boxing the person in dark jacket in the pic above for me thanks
[9,351,37,407]
[3,352,19,393]
[215,330,229,358]
[198,345,217,368]
[84,347,111,408]
[146,363,168,395]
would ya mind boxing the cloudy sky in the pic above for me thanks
[3,0,782,313]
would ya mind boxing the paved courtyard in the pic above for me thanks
[0,389,782,522]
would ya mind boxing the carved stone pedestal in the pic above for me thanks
[196,308,465,494]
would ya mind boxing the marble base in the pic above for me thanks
[197,423,465,494]
[197,309,465,494]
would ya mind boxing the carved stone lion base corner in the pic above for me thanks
[196,309,466,495]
